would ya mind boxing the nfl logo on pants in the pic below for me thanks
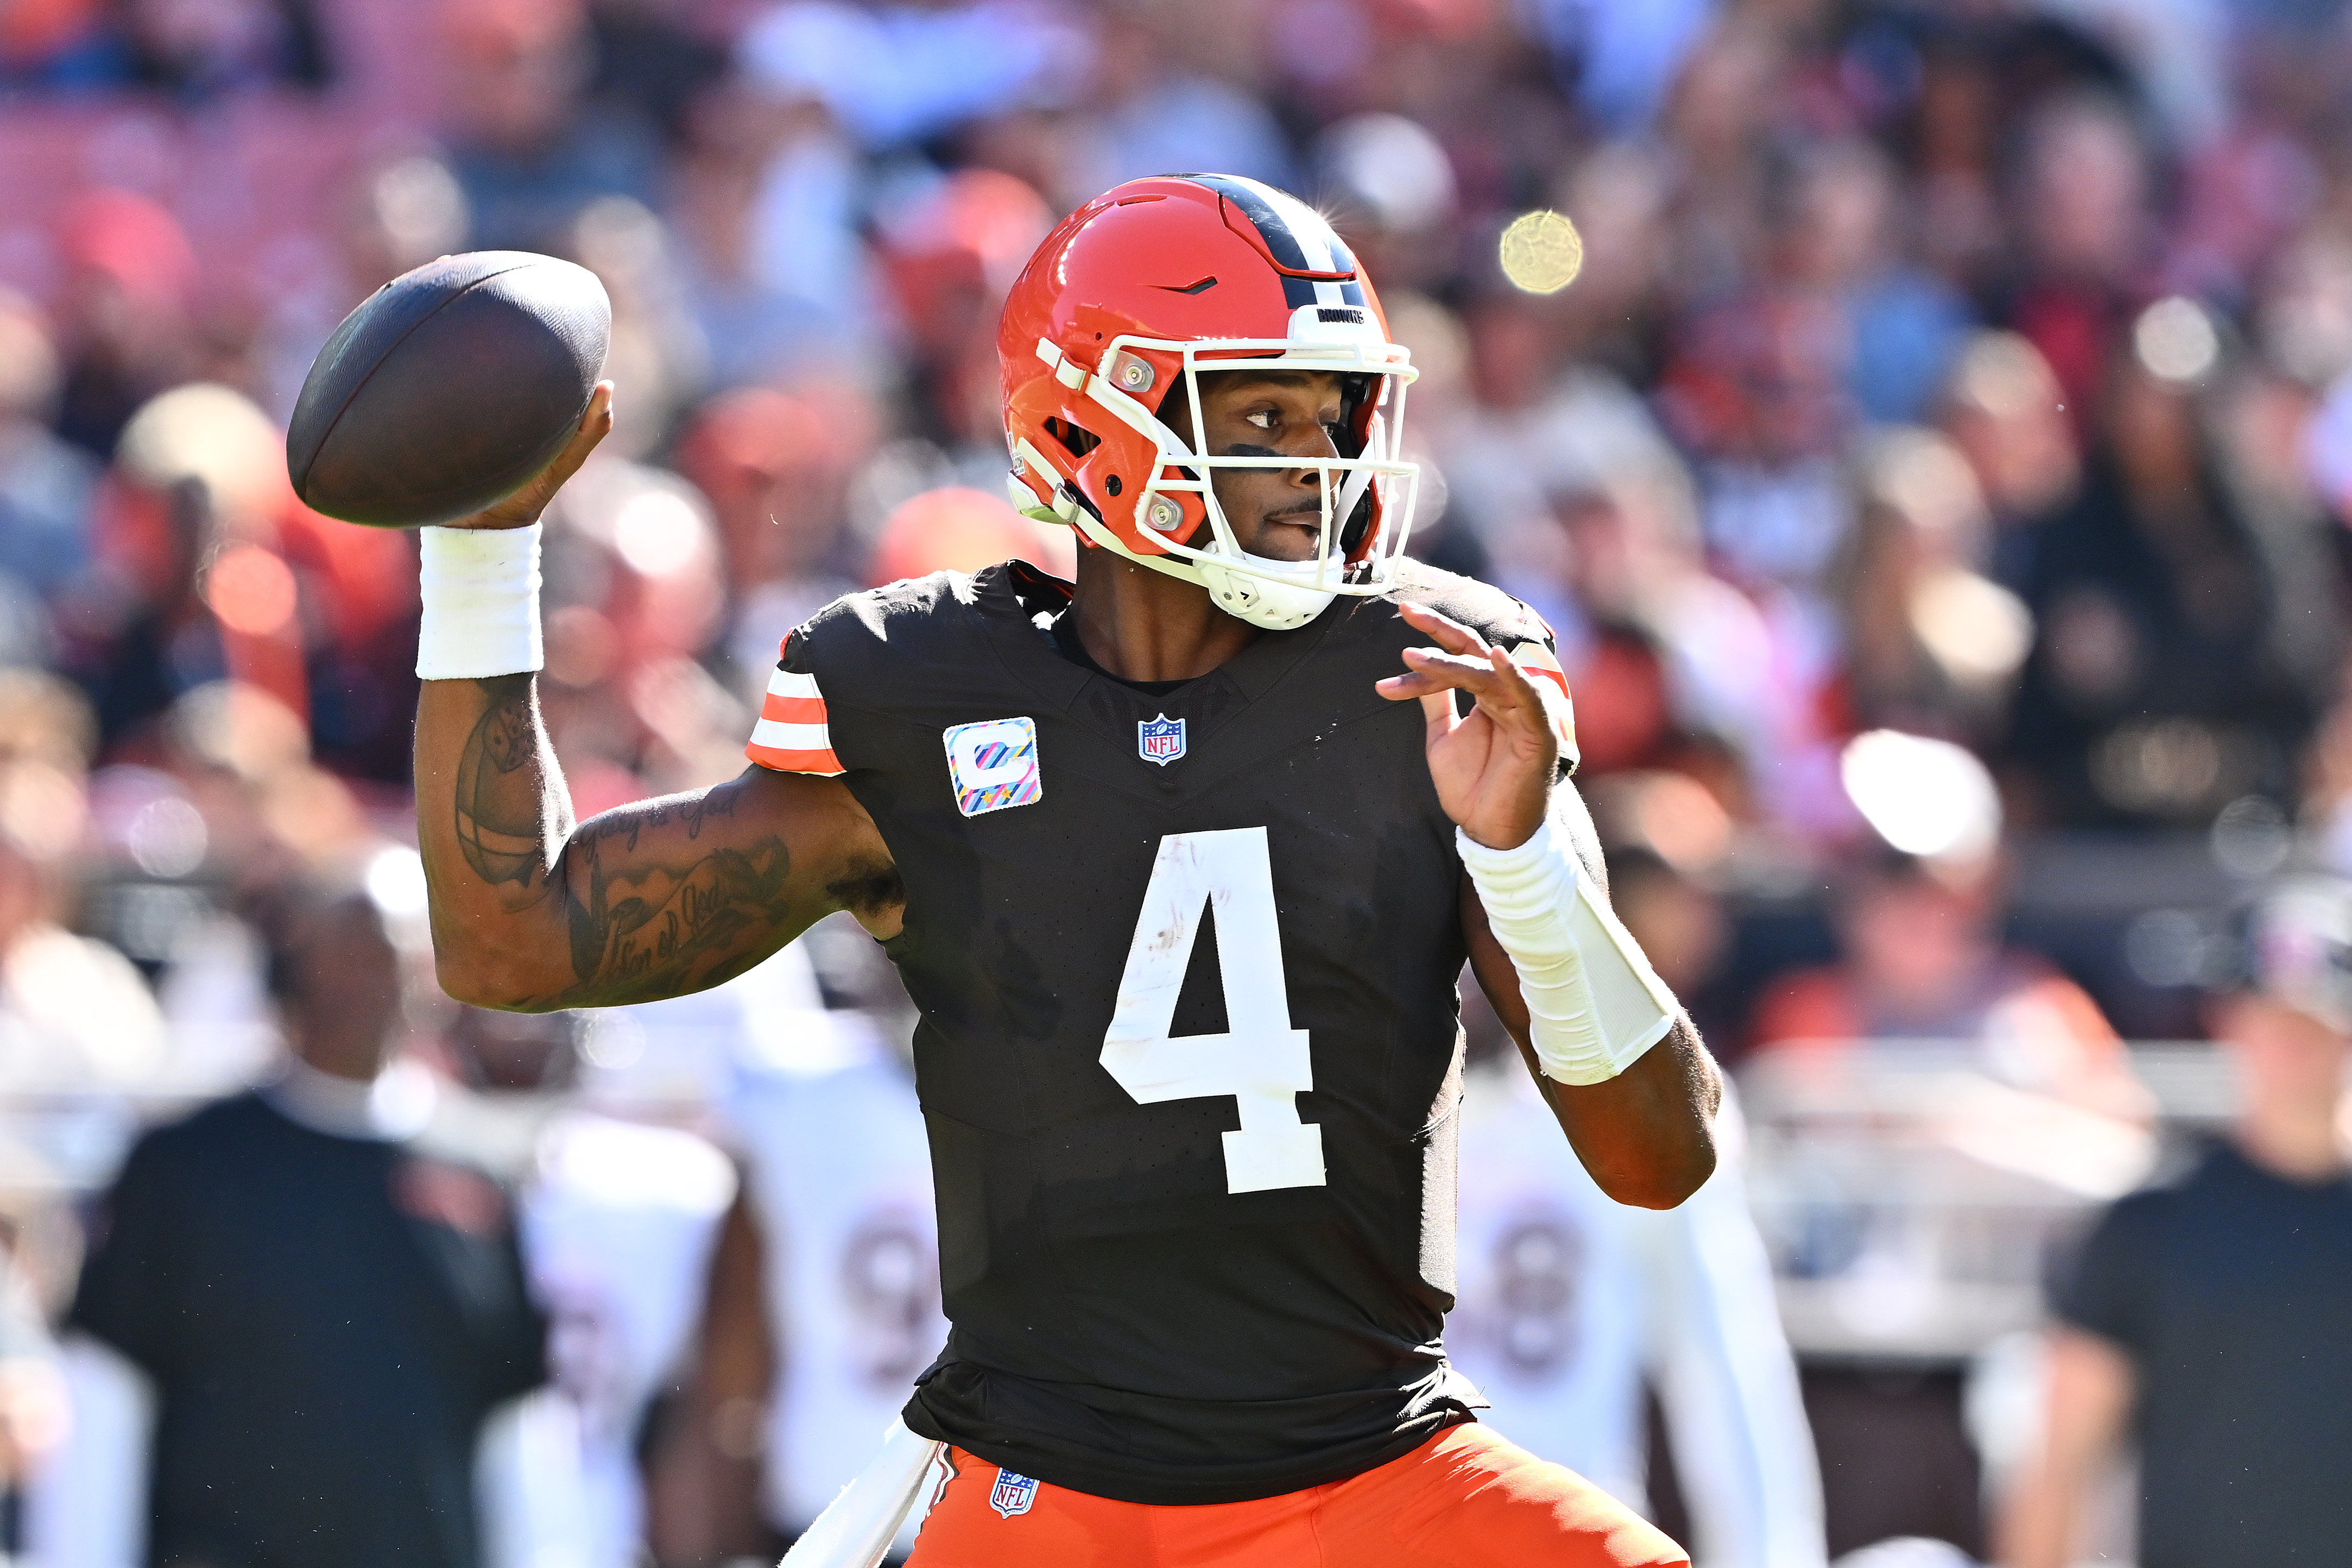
[990,1469,1040,1519]
[1139,713,1186,766]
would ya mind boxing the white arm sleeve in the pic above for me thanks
[1458,820,1680,1085]
[1636,1101,1828,1568]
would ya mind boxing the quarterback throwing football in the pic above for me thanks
[416,175,1721,1566]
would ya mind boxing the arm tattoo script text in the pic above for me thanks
[452,676,795,1008]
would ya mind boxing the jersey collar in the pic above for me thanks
[977,559,1345,711]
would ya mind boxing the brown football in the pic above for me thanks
[286,251,609,528]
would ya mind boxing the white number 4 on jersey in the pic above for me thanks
[1100,828,1326,1194]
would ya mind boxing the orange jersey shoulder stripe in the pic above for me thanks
[761,692,828,724]
[745,662,843,775]
[1509,644,1580,771]
[746,741,844,775]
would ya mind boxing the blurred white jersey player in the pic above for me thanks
[514,941,851,1568]
[719,956,947,1550]
[1452,1059,1827,1568]
[524,1107,737,1568]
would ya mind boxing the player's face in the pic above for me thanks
[2217,992,2351,1107]
[1184,370,1349,563]
[286,897,404,1076]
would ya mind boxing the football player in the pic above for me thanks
[710,993,949,1554]
[414,174,1722,1567]
[1451,1059,1824,1567]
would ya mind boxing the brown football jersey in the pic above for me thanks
[747,558,1566,1504]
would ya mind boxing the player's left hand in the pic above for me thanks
[1376,603,1558,851]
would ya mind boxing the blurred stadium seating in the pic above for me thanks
[8,0,2352,1564]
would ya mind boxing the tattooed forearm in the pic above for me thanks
[452,676,563,889]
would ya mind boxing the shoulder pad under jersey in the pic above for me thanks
[1376,559,1576,773]
[1384,558,1557,654]
[747,571,988,775]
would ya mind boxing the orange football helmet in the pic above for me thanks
[999,174,1420,630]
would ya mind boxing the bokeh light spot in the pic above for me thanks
[364,845,430,921]
[125,795,207,878]
[206,546,298,636]
[1499,210,1584,295]
[614,491,702,577]
[2134,295,2220,384]
[1840,729,2001,863]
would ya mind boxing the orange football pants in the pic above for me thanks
[903,1421,1690,1567]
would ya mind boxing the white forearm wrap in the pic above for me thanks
[1459,820,1680,1085]
[416,524,543,680]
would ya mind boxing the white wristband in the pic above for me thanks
[1459,820,1679,1085]
[416,524,543,680]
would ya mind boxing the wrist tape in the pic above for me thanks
[1458,819,1679,1085]
[416,524,543,680]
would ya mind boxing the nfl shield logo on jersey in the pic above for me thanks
[989,1469,1040,1519]
[1138,713,1186,767]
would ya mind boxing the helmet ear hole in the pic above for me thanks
[1335,376,1374,459]
[1041,416,1101,462]
[1340,489,1376,555]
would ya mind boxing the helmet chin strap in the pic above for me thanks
[1067,504,1339,633]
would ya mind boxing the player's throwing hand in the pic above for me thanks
[442,381,616,532]
[1376,600,1560,852]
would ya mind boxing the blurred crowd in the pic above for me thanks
[3,0,2352,1564]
